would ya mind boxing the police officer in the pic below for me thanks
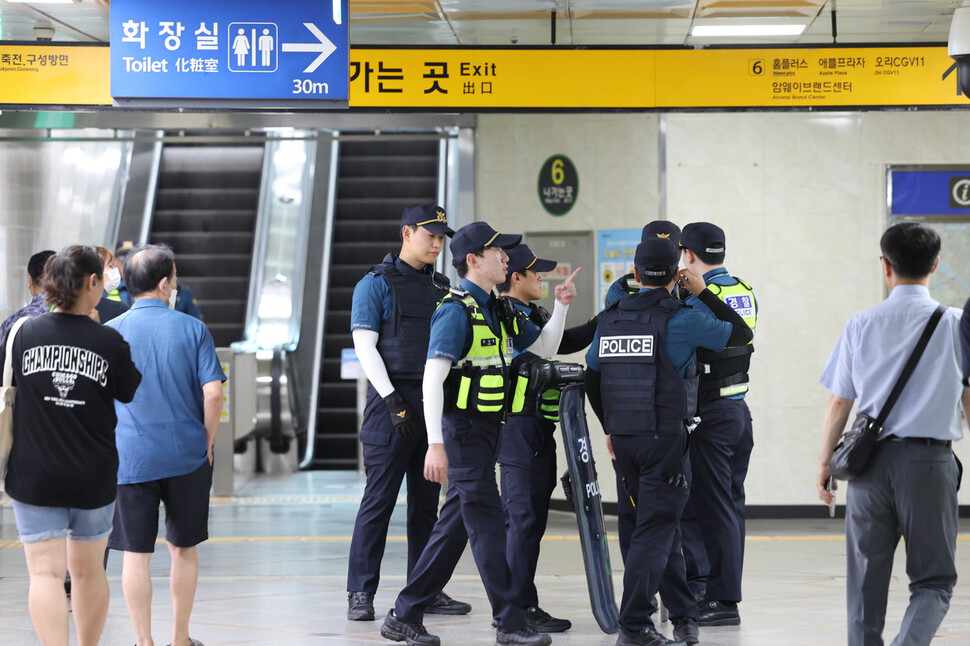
[381,222,576,646]
[585,238,752,646]
[347,205,471,621]
[677,223,757,627]
[497,245,578,634]
[601,221,684,566]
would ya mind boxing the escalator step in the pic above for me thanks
[188,278,249,300]
[327,287,354,312]
[177,253,252,277]
[326,309,351,334]
[153,232,254,255]
[153,211,257,233]
[319,382,357,408]
[158,170,261,190]
[340,140,438,157]
[335,198,432,221]
[194,300,247,322]
[329,264,374,285]
[339,155,438,179]
[323,334,354,359]
[331,242,398,265]
[154,188,261,211]
[207,322,245,348]
[337,177,437,199]
[333,219,400,243]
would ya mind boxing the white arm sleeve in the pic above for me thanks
[525,300,569,359]
[351,329,395,398]
[422,357,451,445]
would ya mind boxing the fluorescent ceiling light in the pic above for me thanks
[692,24,806,37]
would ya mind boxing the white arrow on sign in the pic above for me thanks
[282,23,337,74]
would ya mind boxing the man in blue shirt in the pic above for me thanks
[585,238,752,646]
[347,204,471,621]
[107,244,225,646]
[677,223,757,626]
[497,244,579,634]
[818,222,964,646]
[0,249,55,347]
[382,222,576,646]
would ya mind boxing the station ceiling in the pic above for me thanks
[0,0,960,47]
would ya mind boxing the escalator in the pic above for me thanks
[310,138,441,469]
[148,144,263,348]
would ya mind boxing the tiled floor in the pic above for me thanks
[1,471,968,645]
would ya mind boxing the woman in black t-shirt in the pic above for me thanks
[3,245,141,646]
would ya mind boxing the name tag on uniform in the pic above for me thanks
[481,338,496,347]
[724,294,755,319]
[599,335,654,357]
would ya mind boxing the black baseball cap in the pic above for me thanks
[450,222,522,263]
[680,222,726,255]
[401,204,455,237]
[505,244,557,275]
[642,220,681,247]
[634,238,679,278]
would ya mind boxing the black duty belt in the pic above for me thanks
[883,435,952,448]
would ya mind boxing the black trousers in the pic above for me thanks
[612,431,698,631]
[681,398,753,602]
[347,383,441,593]
[395,414,526,632]
[498,414,557,609]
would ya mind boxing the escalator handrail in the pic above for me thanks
[268,347,291,454]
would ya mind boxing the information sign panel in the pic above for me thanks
[110,0,348,103]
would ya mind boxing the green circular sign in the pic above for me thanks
[537,154,578,216]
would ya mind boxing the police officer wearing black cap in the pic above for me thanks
[585,237,753,646]
[677,222,757,627]
[347,204,471,621]
[497,245,581,634]
[604,221,684,311]
[381,222,577,646]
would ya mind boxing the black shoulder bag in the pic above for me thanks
[828,304,946,481]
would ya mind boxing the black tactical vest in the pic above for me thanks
[371,255,449,380]
[597,288,687,435]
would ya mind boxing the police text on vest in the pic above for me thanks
[599,335,655,357]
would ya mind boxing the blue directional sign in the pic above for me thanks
[892,169,970,216]
[110,0,348,102]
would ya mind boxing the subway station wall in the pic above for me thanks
[475,111,970,507]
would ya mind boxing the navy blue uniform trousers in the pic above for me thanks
[681,398,753,602]
[395,413,527,631]
[347,382,441,593]
[498,414,557,609]
[612,431,698,631]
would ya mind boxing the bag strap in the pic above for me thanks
[3,317,29,388]
[874,304,946,428]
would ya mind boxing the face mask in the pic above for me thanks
[104,267,121,293]
[168,288,178,310]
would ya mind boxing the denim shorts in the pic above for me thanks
[11,500,115,544]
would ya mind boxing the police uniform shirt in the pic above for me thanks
[604,276,642,309]
[585,299,733,377]
[350,255,438,332]
[428,279,541,364]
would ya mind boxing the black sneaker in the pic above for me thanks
[616,626,685,646]
[381,610,441,646]
[697,600,740,626]
[347,591,375,621]
[672,618,699,645]
[525,606,571,633]
[496,626,552,646]
[426,591,472,615]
